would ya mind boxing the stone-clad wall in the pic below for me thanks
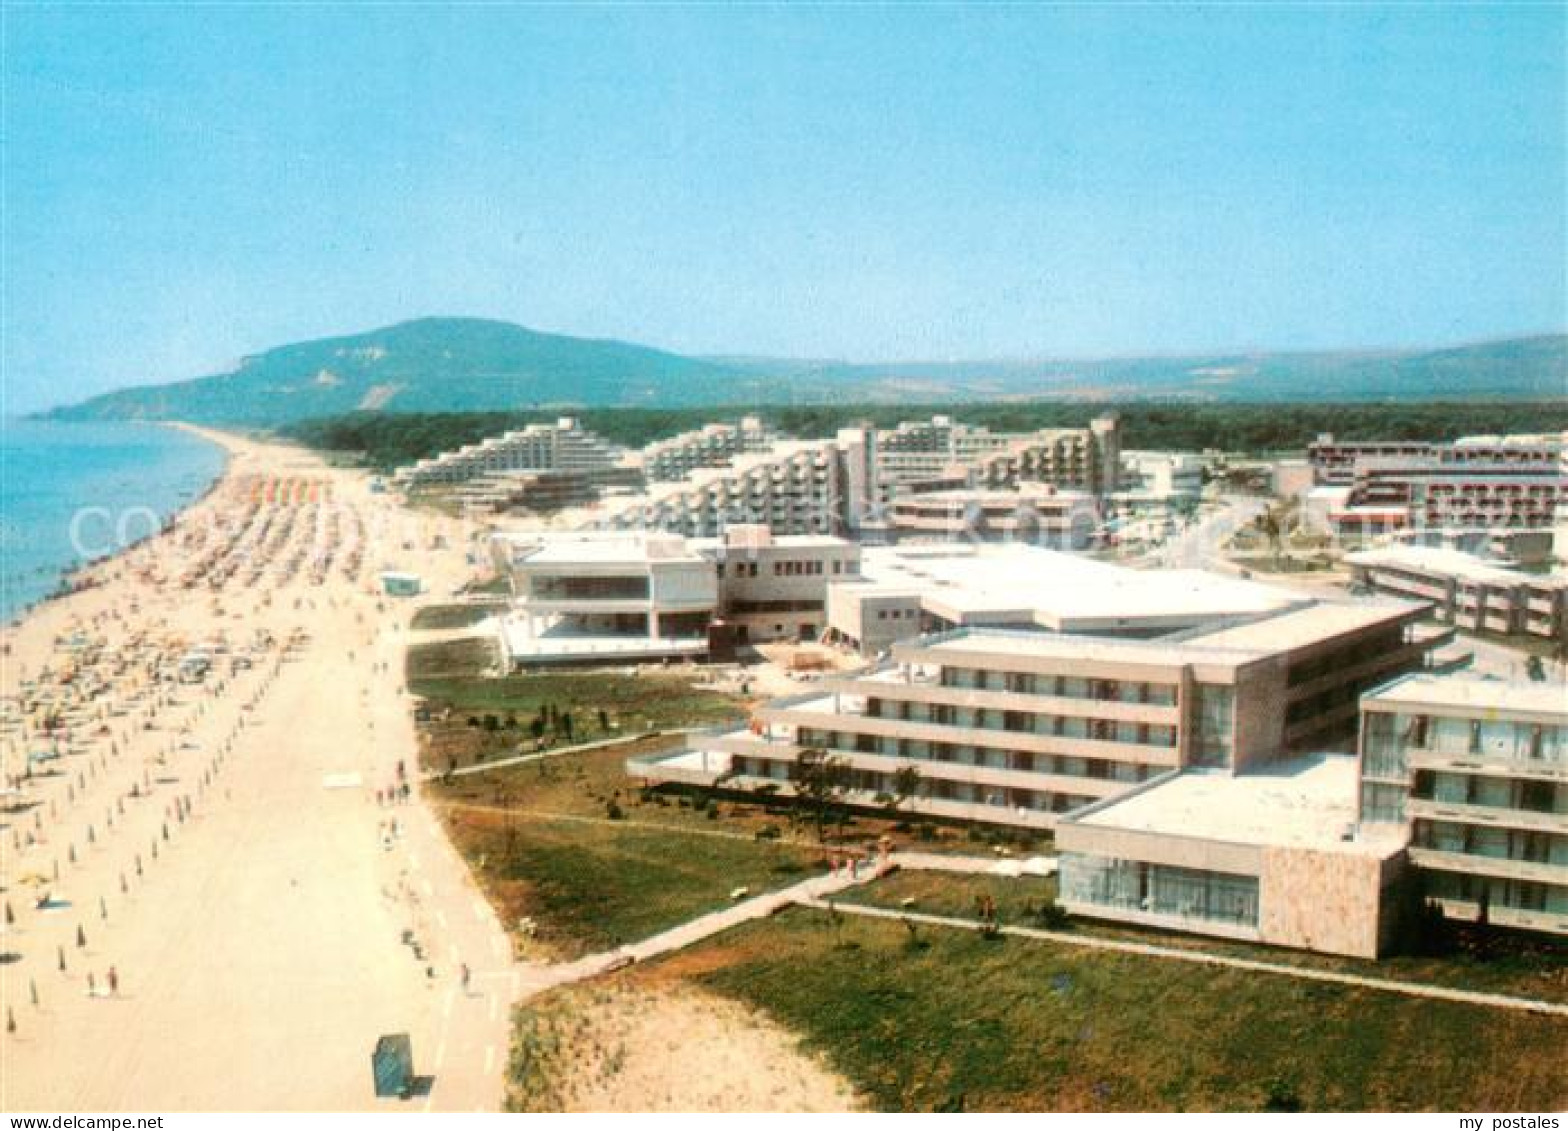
[1260,845,1392,958]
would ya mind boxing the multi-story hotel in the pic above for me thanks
[635,416,780,483]
[973,415,1123,497]
[588,428,879,539]
[1345,545,1568,643]
[632,546,1438,839]
[875,414,1122,498]
[887,486,1099,548]
[1306,431,1568,539]
[1358,674,1567,936]
[393,417,627,490]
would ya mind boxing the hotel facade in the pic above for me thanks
[1358,675,1568,936]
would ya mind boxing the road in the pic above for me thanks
[1139,494,1269,572]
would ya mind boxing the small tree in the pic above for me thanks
[889,764,922,816]
[790,747,852,844]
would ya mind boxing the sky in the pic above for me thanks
[3,4,1564,413]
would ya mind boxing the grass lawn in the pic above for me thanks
[622,906,1568,1112]
[406,637,499,681]
[411,669,745,731]
[410,602,506,631]
[430,742,820,959]
[845,870,1568,1006]
[410,669,748,773]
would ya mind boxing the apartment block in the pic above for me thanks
[589,428,879,539]
[973,415,1122,497]
[876,414,1122,498]
[393,417,626,490]
[1358,675,1568,936]
[1345,545,1568,642]
[1307,431,1568,538]
[636,416,779,483]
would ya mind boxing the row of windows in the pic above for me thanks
[1412,771,1564,815]
[1364,712,1567,767]
[1060,856,1260,929]
[861,699,1179,748]
[1423,872,1568,915]
[1286,630,1403,689]
[1413,820,1567,865]
[795,727,1163,780]
[936,668,1180,706]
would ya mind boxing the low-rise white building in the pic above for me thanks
[488,526,861,665]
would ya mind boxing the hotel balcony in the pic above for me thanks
[1407,847,1568,887]
[685,727,1136,801]
[1406,797,1568,836]
[625,744,1064,830]
[820,671,1182,726]
[1424,897,1568,935]
[752,694,1182,769]
[1407,747,1568,783]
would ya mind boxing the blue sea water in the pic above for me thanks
[0,419,227,623]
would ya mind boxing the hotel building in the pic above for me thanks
[875,414,1123,498]
[489,526,860,665]
[393,417,626,490]
[589,428,879,539]
[632,546,1438,838]
[1307,432,1568,539]
[887,486,1099,549]
[636,416,780,483]
[1358,675,1568,936]
[1345,545,1568,643]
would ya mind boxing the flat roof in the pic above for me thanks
[1363,673,1568,719]
[1074,754,1402,855]
[910,627,1250,670]
[852,544,1308,631]
[1185,599,1421,652]
[493,531,707,566]
[1346,545,1568,589]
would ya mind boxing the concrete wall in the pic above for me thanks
[1259,845,1390,959]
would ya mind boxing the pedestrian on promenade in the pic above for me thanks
[107,966,118,996]
[460,964,471,995]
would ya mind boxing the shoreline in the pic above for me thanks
[0,428,508,1111]
[1,419,233,628]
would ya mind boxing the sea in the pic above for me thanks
[0,419,227,623]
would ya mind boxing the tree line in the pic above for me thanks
[279,400,1568,472]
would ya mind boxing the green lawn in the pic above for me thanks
[410,602,506,631]
[453,810,816,958]
[641,906,1568,1112]
[411,670,745,732]
[843,870,1568,1005]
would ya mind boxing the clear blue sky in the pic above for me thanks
[3,4,1564,413]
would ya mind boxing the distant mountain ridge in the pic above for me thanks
[41,317,1566,425]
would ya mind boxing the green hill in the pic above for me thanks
[41,317,1566,425]
[43,317,758,425]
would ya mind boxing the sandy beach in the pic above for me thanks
[0,428,517,1111]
